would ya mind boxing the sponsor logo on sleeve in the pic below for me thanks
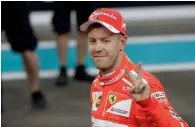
[169,110,181,119]
[158,98,169,104]
[151,92,165,99]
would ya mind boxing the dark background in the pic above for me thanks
[28,1,195,11]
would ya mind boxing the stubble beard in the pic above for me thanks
[94,53,120,74]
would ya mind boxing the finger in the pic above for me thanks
[125,67,132,82]
[129,86,136,93]
[134,81,142,93]
[136,62,142,79]
[137,83,145,93]
[130,76,142,89]
[125,67,129,76]
[129,70,139,83]
[134,82,140,93]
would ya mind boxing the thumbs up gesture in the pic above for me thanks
[125,62,151,101]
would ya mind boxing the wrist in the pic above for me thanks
[136,97,158,111]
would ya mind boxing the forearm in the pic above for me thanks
[137,97,189,127]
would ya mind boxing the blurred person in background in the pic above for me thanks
[52,2,96,86]
[1,1,46,109]
[80,8,189,127]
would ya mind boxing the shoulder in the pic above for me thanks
[142,70,164,91]
[91,76,100,87]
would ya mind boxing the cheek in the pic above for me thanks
[88,45,93,53]
[106,48,118,61]
[107,44,120,53]
[108,46,120,61]
[88,46,96,58]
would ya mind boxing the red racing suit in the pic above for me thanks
[90,54,189,127]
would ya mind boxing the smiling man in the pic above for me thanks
[80,8,189,127]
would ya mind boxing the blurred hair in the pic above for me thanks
[87,23,103,32]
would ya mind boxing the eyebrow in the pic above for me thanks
[88,34,114,40]
[88,37,109,40]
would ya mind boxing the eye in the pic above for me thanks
[89,40,96,44]
[103,40,110,44]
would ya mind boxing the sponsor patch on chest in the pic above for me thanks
[103,92,132,117]
[92,92,103,111]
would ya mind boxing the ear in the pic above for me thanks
[120,35,128,51]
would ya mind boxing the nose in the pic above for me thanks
[93,40,103,52]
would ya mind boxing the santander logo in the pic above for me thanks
[101,69,126,85]
[89,11,117,21]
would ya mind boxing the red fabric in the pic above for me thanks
[90,54,189,127]
[80,8,126,35]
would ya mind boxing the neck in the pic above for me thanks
[100,52,125,76]
[101,71,115,77]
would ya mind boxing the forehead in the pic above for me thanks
[87,24,113,37]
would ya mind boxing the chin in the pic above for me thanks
[95,64,109,71]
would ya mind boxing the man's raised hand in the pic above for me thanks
[125,62,151,101]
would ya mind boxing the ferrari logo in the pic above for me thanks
[109,94,117,104]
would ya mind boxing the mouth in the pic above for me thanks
[93,56,105,57]
[93,56,107,60]
[93,56,107,58]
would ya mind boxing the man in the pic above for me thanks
[2,1,46,109]
[79,8,189,126]
[52,2,95,86]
